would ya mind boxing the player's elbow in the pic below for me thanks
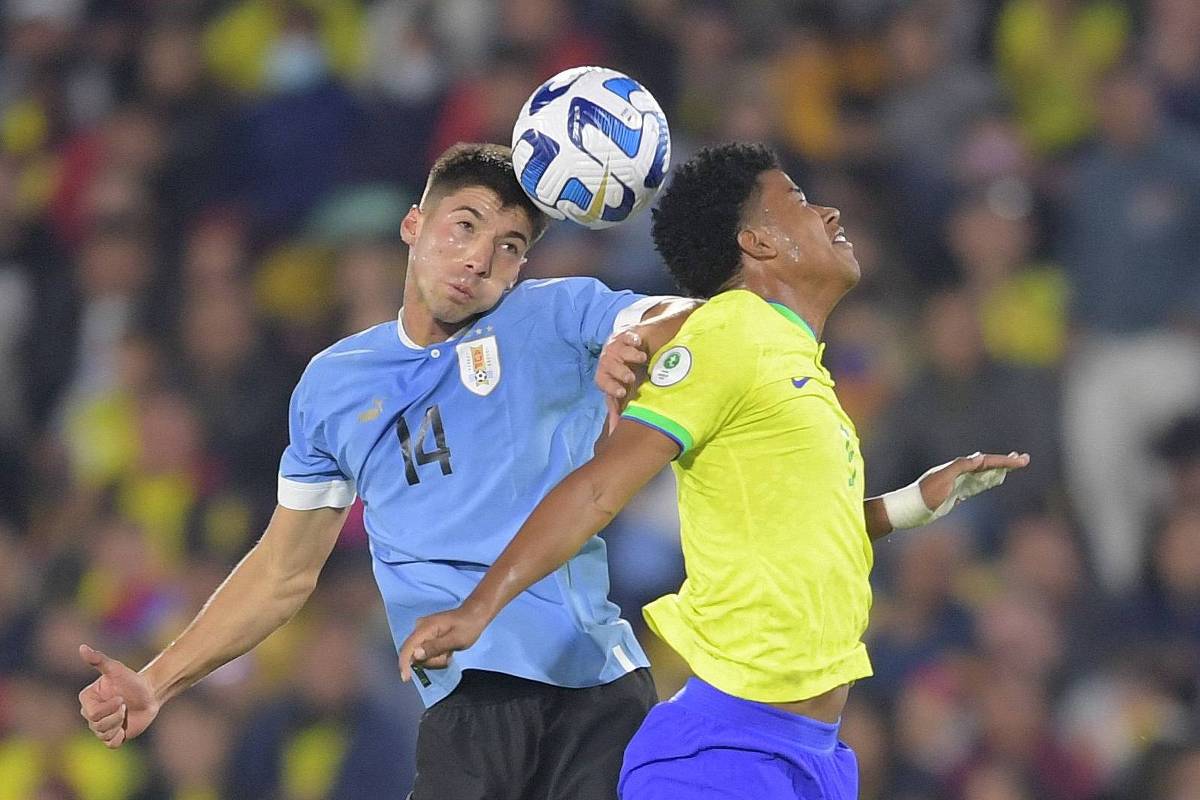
[582,475,621,525]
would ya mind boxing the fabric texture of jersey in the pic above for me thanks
[622,289,873,703]
[619,677,859,800]
[279,278,657,706]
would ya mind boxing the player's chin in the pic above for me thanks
[432,296,486,325]
[832,248,861,286]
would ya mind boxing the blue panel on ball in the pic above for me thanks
[602,76,641,103]
[601,183,636,222]
[516,129,560,197]
[645,112,669,189]
[558,177,593,210]
[567,98,642,159]
[529,75,581,115]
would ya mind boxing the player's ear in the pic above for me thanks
[737,226,777,261]
[400,204,422,246]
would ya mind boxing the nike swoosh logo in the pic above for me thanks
[529,75,581,114]
[792,377,810,389]
[585,162,611,222]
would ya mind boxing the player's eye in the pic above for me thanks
[457,220,474,232]
[500,242,519,255]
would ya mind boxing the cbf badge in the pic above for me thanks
[456,336,501,396]
[650,345,692,387]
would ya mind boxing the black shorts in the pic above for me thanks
[410,668,657,800]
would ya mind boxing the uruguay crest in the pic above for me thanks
[456,336,501,396]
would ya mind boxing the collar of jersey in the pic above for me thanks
[766,301,818,342]
[396,308,471,351]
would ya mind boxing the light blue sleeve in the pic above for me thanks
[277,367,357,510]
[546,277,668,355]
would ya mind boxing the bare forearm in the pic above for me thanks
[464,465,623,624]
[140,505,348,703]
[141,540,318,704]
[863,497,894,541]
[398,422,677,674]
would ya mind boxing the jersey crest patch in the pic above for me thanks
[650,345,692,387]
[456,336,501,396]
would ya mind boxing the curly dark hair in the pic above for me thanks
[651,143,780,298]
[425,143,550,240]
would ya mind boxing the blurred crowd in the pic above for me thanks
[0,0,1198,798]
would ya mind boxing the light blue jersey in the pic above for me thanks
[278,278,658,706]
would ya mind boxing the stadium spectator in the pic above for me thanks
[0,2,1192,796]
[1060,62,1200,591]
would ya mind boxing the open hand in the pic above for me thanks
[919,451,1031,516]
[397,607,487,683]
[77,644,159,748]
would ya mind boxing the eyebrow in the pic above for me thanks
[450,204,529,245]
[451,205,484,220]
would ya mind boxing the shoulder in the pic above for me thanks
[480,277,594,322]
[647,293,761,381]
[673,291,760,343]
[300,320,397,389]
[497,276,631,334]
[311,320,394,360]
[514,276,612,304]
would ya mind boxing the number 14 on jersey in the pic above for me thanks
[397,405,453,485]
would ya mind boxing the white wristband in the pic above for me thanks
[881,480,935,530]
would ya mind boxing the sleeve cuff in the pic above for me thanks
[613,295,676,331]
[622,405,694,454]
[278,475,357,510]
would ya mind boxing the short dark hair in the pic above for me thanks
[651,143,779,298]
[425,143,550,241]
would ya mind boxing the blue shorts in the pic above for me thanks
[619,678,859,800]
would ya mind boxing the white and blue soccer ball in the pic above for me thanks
[512,66,671,230]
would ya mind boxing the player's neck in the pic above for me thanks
[399,304,473,347]
[740,274,835,341]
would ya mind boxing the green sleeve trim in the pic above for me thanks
[622,405,695,453]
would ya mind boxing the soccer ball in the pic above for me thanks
[511,66,671,230]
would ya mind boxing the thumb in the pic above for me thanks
[605,395,621,435]
[80,644,118,677]
[413,632,456,666]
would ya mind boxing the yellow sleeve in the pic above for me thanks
[622,321,754,455]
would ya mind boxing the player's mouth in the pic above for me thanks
[446,282,475,302]
[832,227,851,247]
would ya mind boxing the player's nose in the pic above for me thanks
[816,204,841,227]
[462,239,494,277]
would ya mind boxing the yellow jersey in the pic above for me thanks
[622,289,874,703]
